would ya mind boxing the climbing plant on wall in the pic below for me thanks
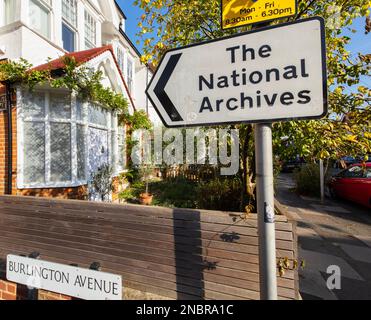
[0,57,151,129]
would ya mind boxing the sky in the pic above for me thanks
[117,0,144,52]
[118,0,370,89]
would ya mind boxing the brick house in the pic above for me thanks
[0,0,159,200]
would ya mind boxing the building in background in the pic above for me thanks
[0,0,159,200]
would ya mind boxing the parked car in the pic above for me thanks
[328,163,371,208]
[334,156,357,169]
[281,159,306,173]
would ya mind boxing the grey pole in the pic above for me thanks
[255,123,278,300]
[320,159,325,204]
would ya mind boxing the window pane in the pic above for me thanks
[344,166,364,178]
[24,91,45,118]
[24,122,45,184]
[117,126,125,169]
[117,47,124,72]
[50,123,72,182]
[29,0,50,39]
[111,132,116,168]
[62,0,77,27]
[76,99,85,121]
[84,10,96,49]
[50,93,71,119]
[4,0,16,24]
[62,23,75,52]
[88,105,108,127]
[127,59,133,94]
[77,124,86,181]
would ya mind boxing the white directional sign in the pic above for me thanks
[146,17,327,128]
[7,255,122,300]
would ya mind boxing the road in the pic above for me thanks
[276,173,371,300]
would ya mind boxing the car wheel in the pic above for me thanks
[329,186,338,199]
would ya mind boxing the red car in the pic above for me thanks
[329,163,371,209]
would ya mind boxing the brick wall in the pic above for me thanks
[38,290,73,301]
[0,280,17,300]
[18,186,88,200]
[0,279,74,300]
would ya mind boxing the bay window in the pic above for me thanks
[19,89,125,189]
[62,0,77,52]
[29,0,51,39]
[84,10,96,49]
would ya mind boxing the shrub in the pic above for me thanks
[196,178,243,212]
[119,176,245,212]
[119,178,197,208]
[150,178,197,208]
[294,164,321,197]
[90,165,114,201]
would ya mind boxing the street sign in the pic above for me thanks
[221,0,297,29]
[146,17,327,128]
[6,255,122,300]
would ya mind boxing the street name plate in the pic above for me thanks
[146,17,327,128]
[6,255,122,300]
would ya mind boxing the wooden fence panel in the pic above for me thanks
[0,195,298,300]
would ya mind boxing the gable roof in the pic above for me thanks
[32,45,136,110]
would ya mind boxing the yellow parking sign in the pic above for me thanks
[221,0,297,29]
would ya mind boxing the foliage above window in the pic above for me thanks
[0,57,152,129]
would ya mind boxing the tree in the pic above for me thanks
[135,0,371,209]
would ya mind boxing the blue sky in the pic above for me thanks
[118,1,370,88]
[117,0,144,51]
[118,1,370,53]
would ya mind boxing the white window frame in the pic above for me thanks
[17,87,121,190]
[116,46,125,73]
[1,0,16,26]
[62,0,78,52]
[62,0,77,27]
[126,56,135,95]
[84,9,96,49]
[28,0,52,40]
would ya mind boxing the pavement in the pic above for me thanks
[276,173,371,300]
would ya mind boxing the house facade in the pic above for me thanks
[0,0,159,200]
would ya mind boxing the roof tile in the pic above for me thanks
[32,45,136,110]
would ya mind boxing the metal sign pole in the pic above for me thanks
[320,159,325,203]
[255,123,278,300]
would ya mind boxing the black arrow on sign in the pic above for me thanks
[154,53,184,122]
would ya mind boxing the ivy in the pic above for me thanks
[0,57,151,129]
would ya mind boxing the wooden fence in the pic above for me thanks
[0,195,299,300]
[159,165,218,182]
